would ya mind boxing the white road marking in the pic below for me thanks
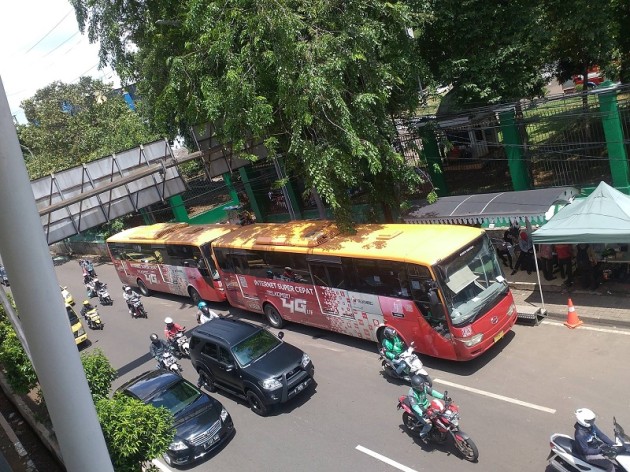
[356,445,418,472]
[151,459,172,471]
[542,320,630,335]
[433,379,556,414]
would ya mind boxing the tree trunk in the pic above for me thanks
[312,187,327,219]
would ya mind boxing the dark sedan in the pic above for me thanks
[117,369,234,467]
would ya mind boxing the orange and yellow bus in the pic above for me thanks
[210,221,517,361]
[108,220,517,360]
[106,223,238,304]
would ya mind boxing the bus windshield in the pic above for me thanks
[436,235,508,326]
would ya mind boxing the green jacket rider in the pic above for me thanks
[382,327,406,374]
[408,375,447,441]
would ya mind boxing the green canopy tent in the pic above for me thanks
[532,182,630,244]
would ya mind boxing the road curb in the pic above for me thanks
[0,372,62,469]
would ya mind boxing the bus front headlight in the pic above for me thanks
[507,302,517,317]
[460,333,483,347]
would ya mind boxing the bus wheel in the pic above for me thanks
[137,279,150,297]
[264,304,285,329]
[189,288,202,306]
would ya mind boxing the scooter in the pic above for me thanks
[130,298,147,318]
[0,265,9,287]
[548,417,630,471]
[82,306,104,330]
[379,341,433,386]
[159,350,183,376]
[397,392,479,462]
[97,284,113,305]
[170,331,190,358]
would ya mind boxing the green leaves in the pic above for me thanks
[96,394,175,472]
[80,349,118,402]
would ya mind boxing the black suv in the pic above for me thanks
[189,318,315,416]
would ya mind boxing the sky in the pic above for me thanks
[1,0,119,124]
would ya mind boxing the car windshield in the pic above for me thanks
[66,306,80,325]
[148,379,201,416]
[436,234,508,326]
[232,329,281,366]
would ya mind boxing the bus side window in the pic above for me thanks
[407,264,444,327]
[309,263,345,289]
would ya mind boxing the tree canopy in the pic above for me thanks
[17,77,160,179]
[72,0,433,225]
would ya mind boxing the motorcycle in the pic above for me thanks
[85,278,98,298]
[0,265,9,287]
[397,392,479,462]
[82,306,104,330]
[130,298,147,318]
[60,286,74,306]
[548,417,630,471]
[170,331,190,358]
[97,284,113,305]
[159,350,183,376]
[380,341,432,386]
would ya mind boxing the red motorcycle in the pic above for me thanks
[397,393,479,462]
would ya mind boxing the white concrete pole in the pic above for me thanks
[0,77,114,471]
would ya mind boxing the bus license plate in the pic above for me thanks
[493,331,504,343]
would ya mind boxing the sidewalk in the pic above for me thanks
[507,269,630,328]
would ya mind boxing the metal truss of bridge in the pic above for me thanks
[34,140,192,245]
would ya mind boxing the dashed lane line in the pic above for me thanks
[356,445,418,472]
[433,378,556,414]
[542,320,630,335]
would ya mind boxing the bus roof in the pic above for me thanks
[106,223,239,247]
[211,221,485,265]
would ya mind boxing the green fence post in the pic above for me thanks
[222,172,240,204]
[598,81,630,193]
[139,208,154,225]
[420,129,448,197]
[169,195,189,222]
[499,110,530,191]
[238,166,264,222]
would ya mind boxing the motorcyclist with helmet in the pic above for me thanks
[80,299,95,318]
[149,333,171,369]
[123,285,141,315]
[408,375,449,443]
[196,301,220,324]
[382,327,407,375]
[574,408,616,472]
[164,317,186,342]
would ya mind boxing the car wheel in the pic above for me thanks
[264,304,285,329]
[137,279,150,297]
[189,288,202,306]
[198,369,217,393]
[246,390,269,417]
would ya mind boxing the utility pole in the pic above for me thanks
[0,77,114,471]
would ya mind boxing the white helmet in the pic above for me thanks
[575,408,596,428]
[164,317,173,325]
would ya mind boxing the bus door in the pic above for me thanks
[229,251,261,301]
[307,256,355,332]
[407,264,455,358]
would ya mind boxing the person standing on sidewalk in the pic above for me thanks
[556,244,574,286]
[576,244,599,290]
[538,244,556,281]
[512,230,534,275]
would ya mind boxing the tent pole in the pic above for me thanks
[531,243,545,309]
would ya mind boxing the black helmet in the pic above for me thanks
[410,375,426,392]
[150,333,159,343]
[383,327,397,340]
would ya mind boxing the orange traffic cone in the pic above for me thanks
[564,298,583,329]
